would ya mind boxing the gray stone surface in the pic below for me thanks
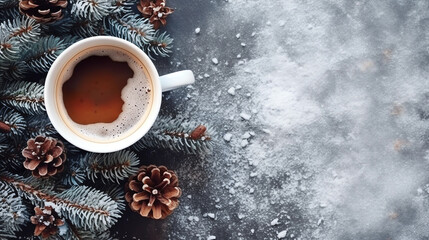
[113,1,429,239]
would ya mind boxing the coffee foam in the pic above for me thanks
[58,47,152,142]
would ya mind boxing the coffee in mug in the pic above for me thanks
[45,36,195,153]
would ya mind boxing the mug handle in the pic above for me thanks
[159,70,195,92]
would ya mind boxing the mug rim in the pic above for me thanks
[45,36,162,153]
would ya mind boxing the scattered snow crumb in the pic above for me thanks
[195,27,201,34]
[207,236,216,240]
[241,43,246,47]
[238,213,245,219]
[187,195,192,199]
[250,172,257,177]
[317,218,324,226]
[227,87,236,95]
[251,229,255,234]
[204,73,210,78]
[262,129,272,134]
[212,58,219,65]
[241,139,249,148]
[197,57,202,62]
[240,112,251,120]
[271,218,280,226]
[319,203,327,208]
[223,133,232,142]
[207,213,215,219]
[229,187,236,194]
[236,85,242,90]
[197,75,203,80]
[277,230,287,239]
[236,33,241,39]
[249,188,254,194]
[237,54,241,59]
[251,31,256,37]
[242,132,251,139]
[279,20,286,27]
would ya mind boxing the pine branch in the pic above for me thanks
[0,60,27,81]
[98,185,125,212]
[0,181,29,236]
[0,174,121,232]
[0,136,27,172]
[60,155,87,187]
[0,8,19,23]
[104,13,155,48]
[0,16,41,45]
[0,107,26,136]
[26,115,57,138]
[133,116,215,154]
[111,0,135,15]
[23,36,66,73]
[71,0,114,21]
[147,31,173,59]
[83,150,140,184]
[0,81,45,115]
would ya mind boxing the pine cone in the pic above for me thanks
[19,0,68,23]
[125,165,182,219]
[137,0,174,29]
[22,135,66,178]
[30,206,64,238]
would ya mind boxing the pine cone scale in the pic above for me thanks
[133,192,150,201]
[23,159,42,170]
[137,0,174,29]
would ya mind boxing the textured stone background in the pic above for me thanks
[112,1,429,239]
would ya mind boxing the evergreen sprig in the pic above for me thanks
[105,13,155,47]
[0,174,121,232]
[60,155,87,187]
[0,107,26,137]
[23,36,66,73]
[147,31,173,59]
[0,81,45,115]
[133,116,215,154]
[26,115,57,138]
[71,0,114,21]
[104,13,173,58]
[0,181,28,236]
[84,150,140,184]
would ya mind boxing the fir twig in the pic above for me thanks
[147,31,173,59]
[132,116,215,154]
[60,155,87,187]
[0,81,45,115]
[26,115,57,138]
[84,150,140,184]
[0,107,26,136]
[0,174,121,232]
[71,0,114,21]
[0,181,29,236]
[104,13,155,47]
[22,36,66,73]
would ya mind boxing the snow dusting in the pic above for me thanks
[114,0,429,239]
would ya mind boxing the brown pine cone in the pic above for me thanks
[19,0,68,23]
[137,0,174,29]
[125,165,182,219]
[22,136,66,178]
[30,206,64,238]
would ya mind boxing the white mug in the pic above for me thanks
[45,36,194,153]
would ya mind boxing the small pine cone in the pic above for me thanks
[30,206,64,238]
[19,0,68,23]
[125,165,182,219]
[22,135,66,178]
[137,0,174,29]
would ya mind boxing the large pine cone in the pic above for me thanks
[19,0,68,23]
[137,0,174,29]
[30,206,64,238]
[22,136,66,178]
[125,165,182,219]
